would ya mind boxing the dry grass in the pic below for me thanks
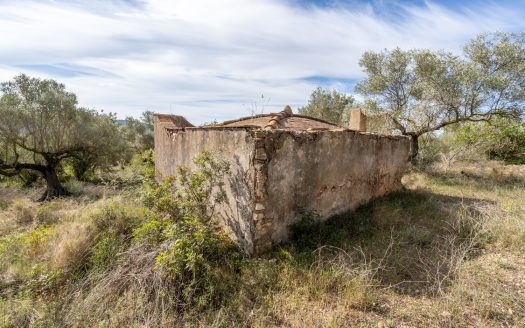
[49,220,96,274]
[223,162,525,328]
[1,162,524,327]
[11,199,35,226]
[63,245,180,327]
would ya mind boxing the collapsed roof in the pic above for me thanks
[155,105,345,132]
[154,114,194,129]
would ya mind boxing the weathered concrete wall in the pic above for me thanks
[155,115,410,254]
[154,124,256,254]
[256,130,410,244]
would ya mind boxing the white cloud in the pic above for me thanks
[0,0,523,123]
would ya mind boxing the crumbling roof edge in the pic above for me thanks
[288,114,341,127]
[266,129,410,139]
[165,125,258,131]
[153,113,195,129]
[219,113,341,128]
[163,126,410,140]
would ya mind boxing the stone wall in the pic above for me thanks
[253,130,410,245]
[154,115,410,254]
[154,122,256,253]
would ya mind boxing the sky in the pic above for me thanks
[0,0,524,123]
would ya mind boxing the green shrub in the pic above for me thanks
[137,152,240,309]
[155,217,242,309]
[5,152,243,326]
[18,170,40,187]
[91,228,126,273]
[416,134,447,169]
[63,179,84,195]
[453,118,525,164]
[132,219,168,246]
[81,203,146,274]
[93,202,144,236]
[70,157,94,181]
[142,151,230,223]
[0,170,40,188]
[106,149,155,188]
[61,157,92,181]
[59,153,240,326]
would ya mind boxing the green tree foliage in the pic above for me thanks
[66,111,154,181]
[298,87,355,125]
[121,110,154,153]
[0,74,125,200]
[453,118,525,164]
[356,32,525,162]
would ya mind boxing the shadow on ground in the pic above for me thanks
[281,188,496,297]
[426,168,525,191]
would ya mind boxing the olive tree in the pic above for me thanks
[298,87,355,125]
[356,32,525,162]
[0,74,123,200]
[121,110,155,153]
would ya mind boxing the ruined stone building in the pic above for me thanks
[154,106,410,254]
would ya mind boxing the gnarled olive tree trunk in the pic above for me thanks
[407,134,419,164]
[38,166,68,202]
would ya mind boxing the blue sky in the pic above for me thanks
[0,0,524,123]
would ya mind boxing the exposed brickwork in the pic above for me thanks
[252,130,273,253]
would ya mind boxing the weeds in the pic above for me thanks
[90,228,127,273]
[0,198,10,210]
[12,199,34,225]
[63,179,84,196]
[58,152,241,327]
[34,203,61,226]
[0,160,524,327]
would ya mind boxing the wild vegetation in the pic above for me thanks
[1,31,525,327]
[1,153,524,327]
